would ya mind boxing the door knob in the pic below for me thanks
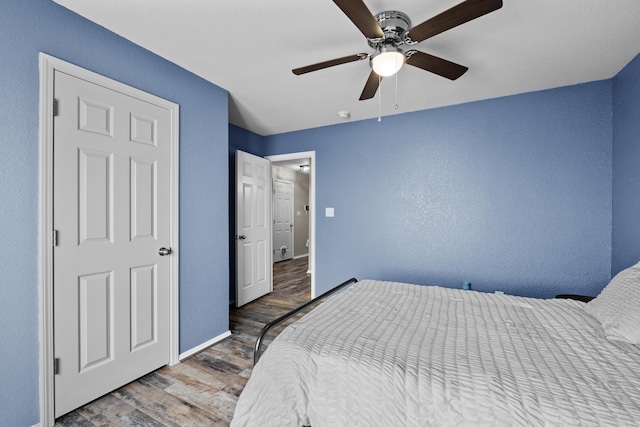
[237,235,247,240]
[158,247,172,256]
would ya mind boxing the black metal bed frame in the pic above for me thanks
[253,277,359,366]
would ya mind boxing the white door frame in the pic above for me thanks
[266,152,316,298]
[37,53,180,426]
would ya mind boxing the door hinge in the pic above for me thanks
[53,358,60,375]
[53,99,59,117]
[52,230,58,247]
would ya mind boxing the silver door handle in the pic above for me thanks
[158,247,172,256]
[237,235,247,240]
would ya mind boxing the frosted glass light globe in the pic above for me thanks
[371,49,405,77]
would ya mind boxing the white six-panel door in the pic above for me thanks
[273,180,294,262]
[235,150,272,307]
[53,70,172,417]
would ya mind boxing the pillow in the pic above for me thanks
[585,261,640,345]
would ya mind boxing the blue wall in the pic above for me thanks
[262,82,613,299]
[1,1,229,425]
[612,53,640,275]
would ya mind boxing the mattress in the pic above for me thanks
[231,280,640,426]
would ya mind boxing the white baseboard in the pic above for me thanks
[293,253,309,259]
[179,330,232,361]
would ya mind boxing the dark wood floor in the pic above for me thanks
[55,257,311,427]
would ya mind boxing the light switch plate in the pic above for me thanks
[325,207,334,217]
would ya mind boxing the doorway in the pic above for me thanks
[267,152,316,298]
[232,150,315,306]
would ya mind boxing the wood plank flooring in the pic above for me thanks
[55,257,311,427]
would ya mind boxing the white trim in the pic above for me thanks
[38,53,180,426]
[168,76,180,368]
[266,151,316,298]
[293,254,309,260]
[38,53,55,427]
[178,331,232,361]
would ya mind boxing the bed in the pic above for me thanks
[231,264,640,426]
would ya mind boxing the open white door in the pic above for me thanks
[52,69,176,417]
[235,150,273,307]
[273,179,294,262]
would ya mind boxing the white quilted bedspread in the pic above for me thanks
[231,280,640,426]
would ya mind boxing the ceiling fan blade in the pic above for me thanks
[292,53,368,75]
[408,0,502,43]
[359,71,381,100]
[333,0,384,40]
[406,51,468,80]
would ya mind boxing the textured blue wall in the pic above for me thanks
[263,82,613,299]
[1,1,229,425]
[612,53,640,276]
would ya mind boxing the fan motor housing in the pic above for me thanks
[367,10,412,49]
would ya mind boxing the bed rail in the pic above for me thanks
[254,277,358,366]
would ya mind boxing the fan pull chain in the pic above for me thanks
[378,73,382,122]
[395,54,399,110]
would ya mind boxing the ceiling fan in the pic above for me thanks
[292,0,503,100]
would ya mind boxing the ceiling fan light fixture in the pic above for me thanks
[371,47,405,77]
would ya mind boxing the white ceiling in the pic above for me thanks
[53,0,640,136]
[273,158,312,172]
